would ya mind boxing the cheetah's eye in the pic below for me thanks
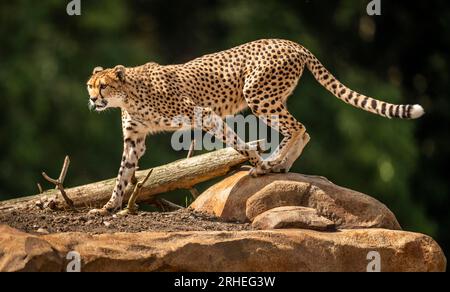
[100,84,107,90]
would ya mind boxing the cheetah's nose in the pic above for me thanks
[90,97,98,103]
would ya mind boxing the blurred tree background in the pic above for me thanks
[0,0,448,255]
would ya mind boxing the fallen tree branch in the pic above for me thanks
[0,148,248,213]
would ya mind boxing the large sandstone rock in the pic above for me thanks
[0,225,445,272]
[191,168,401,230]
[252,206,335,231]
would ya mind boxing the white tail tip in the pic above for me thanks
[410,104,425,119]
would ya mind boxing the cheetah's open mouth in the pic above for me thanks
[94,103,107,111]
[90,100,108,111]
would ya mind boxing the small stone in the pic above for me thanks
[35,201,44,209]
[103,221,111,227]
[252,206,335,231]
[46,200,57,210]
[36,228,49,235]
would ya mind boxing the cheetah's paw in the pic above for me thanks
[248,161,274,177]
[88,207,111,216]
[271,159,292,173]
[88,201,121,215]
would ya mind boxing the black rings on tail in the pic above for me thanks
[301,47,424,119]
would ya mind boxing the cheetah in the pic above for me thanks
[86,39,424,213]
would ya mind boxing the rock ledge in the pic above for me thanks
[0,225,445,272]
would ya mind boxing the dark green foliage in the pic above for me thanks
[0,0,448,254]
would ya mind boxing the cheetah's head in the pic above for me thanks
[87,65,127,111]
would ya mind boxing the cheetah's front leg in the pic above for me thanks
[89,135,146,214]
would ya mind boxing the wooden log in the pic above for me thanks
[0,148,248,213]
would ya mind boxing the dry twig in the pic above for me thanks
[187,139,196,159]
[157,198,184,211]
[36,183,43,194]
[118,169,154,215]
[186,140,200,199]
[42,156,75,210]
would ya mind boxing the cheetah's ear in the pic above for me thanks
[92,66,104,75]
[114,65,126,82]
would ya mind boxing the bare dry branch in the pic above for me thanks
[41,156,75,210]
[187,140,196,159]
[118,169,154,216]
[186,140,201,199]
[188,188,200,199]
[58,156,70,185]
[36,183,43,194]
[138,169,153,188]
[42,172,59,185]
[157,198,184,211]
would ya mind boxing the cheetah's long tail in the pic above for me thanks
[303,48,424,119]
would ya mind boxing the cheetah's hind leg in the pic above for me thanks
[271,132,310,173]
[197,105,266,177]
